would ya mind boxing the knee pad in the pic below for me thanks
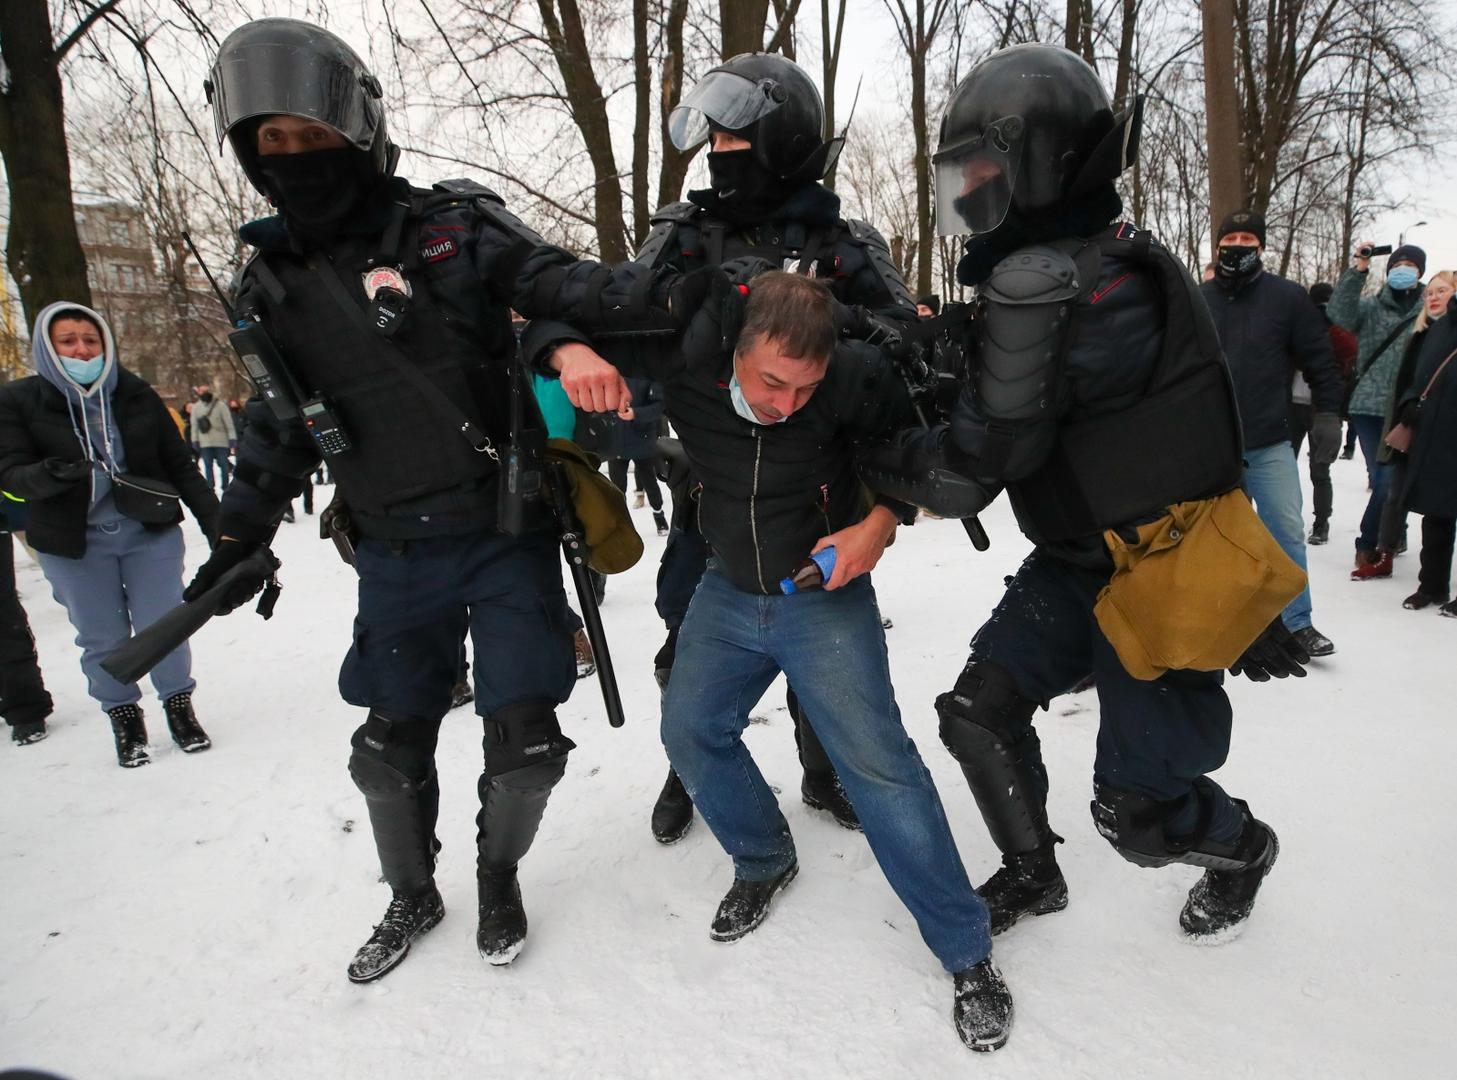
[349,710,439,795]
[483,700,575,778]
[936,662,1037,764]
[484,756,568,797]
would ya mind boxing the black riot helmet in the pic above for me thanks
[933,44,1143,236]
[204,17,398,197]
[668,53,842,181]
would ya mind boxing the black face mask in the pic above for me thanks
[1216,244,1263,282]
[706,149,789,220]
[199,392,214,403]
[257,147,365,231]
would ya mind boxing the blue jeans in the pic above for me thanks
[37,519,194,711]
[661,568,990,972]
[1351,414,1404,554]
[198,446,231,492]
[1243,442,1313,631]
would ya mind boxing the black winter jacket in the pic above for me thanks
[0,369,218,558]
[1399,303,1457,518]
[1200,270,1343,450]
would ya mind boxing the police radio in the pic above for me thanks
[299,397,354,457]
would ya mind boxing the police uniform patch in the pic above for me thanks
[362,265,411,299]
[420,236,459,263]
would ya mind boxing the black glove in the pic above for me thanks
[183,538,276,615]
[44,458,92,484]
[677,267,747,369]
[1229,617,1311,682]
[1308,411,1342,466]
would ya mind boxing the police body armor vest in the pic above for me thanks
[1002,224,1244,545]
[242,188,517,523]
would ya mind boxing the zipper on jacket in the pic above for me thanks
[750,431,767,592]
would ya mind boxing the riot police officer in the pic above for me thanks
[189,18,666,983]
[860,45,1309,942]
[639,51,918,843]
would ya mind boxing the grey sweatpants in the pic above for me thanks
[37,518,195,711]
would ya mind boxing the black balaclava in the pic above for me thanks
[257,145,369,243]
[956,183,1124,286]
[705,147,796,224]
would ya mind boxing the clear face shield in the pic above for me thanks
[667,69,787,151]
[206,41,377,150]
[932,116,1025,236]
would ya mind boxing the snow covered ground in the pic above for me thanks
[2,456,1452,1079]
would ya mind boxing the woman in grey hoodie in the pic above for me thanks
[0,303,219,767]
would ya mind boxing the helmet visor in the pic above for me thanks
[208,41,375,151]
[933,116,1024,236]
[667,69,787,151]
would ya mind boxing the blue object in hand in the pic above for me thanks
[780,546,836,595]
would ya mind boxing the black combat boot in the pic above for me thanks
[709,859,798,942]
[477,867,528,965]
[651,768,694,844]
[108,705,149,768]
[977,841,1069,935]
[952,958,1014,1052]
[347,885,445,983]
[800,770,861,831]
[10,718,47,745]
[1180,818,1279,940]
[1307,518,1329,545]
[163,692,211,752]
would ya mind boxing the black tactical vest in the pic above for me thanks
[1008,223,1245,544]
[241,191,516,522]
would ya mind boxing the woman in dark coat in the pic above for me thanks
[1396,290,1457,614]
[0,303,220,765]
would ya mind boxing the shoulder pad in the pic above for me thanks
[432,178,505,205]
[840,218,916,313]
[983,245,1083,305]
[635,202,698,267]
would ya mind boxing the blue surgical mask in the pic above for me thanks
[728,362,787,426]
[1387,266,1420,291]
[61,356,105,385]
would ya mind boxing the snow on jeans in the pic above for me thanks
[661,567,991,973]
[36,518,195,712]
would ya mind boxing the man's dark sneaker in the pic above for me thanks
[709,859,798,942]
[651,768,694,844]
[653,510,668,536]
[347,885,445,983]
[1403,590,1448,611]
[450,681,475,709]
[801,771,861,831]
[978,850,1069,935]
[1292,626,1335,657]
[477,868,528,965]
[10,718,47,745]
[1180,821,1279,940]
[163,692,211,752]
[108,705,149,768]
[1440,599,1457,619]
[952,958,1014,1052]
[881,615,894,630]
[1307,518,1329,545]
[1339,444,1355,460]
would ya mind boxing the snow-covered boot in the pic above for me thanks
[163,692,211,752]
[800,770,861,831]
[10,718,47,745]
[978,843,1069,935]
[108,704,149,768]
[709,859,798,942]
[477,867,527,965]
[651,768,694,844]
[952,958,1014,1052]
[1180,817,1279,940]
[346,885,445,983]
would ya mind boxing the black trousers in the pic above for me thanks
[607,457,663,512]
[0,533,52,728]
[1288,404,1334,523]
[1419,516,1456,597]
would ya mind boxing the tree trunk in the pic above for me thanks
[0,0,93,326]
[911,42,932,296]
[721,0,772,58]
[1201,0,1244,251]
[536,0,629,261]
[655,0,694,211]
[820,0,847,189]
[1112,0,1140,113]
[631,0,651,247]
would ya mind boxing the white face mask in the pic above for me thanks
[728,358,787,426]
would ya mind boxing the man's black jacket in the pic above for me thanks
[1200,270,1342,451]
[0,369,218,558]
